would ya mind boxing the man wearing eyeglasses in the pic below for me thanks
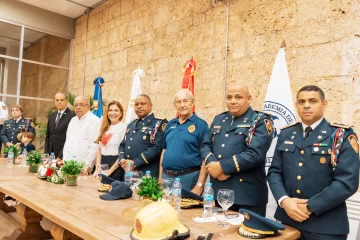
[63,96,100,175]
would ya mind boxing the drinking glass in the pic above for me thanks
[217,189,235,227]
[162,178,175,202]
[100,164,109,175]
[131,171,143,199]
[42,154,50,164]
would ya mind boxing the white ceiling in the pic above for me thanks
[18,0,105,18]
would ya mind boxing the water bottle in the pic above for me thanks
[145,170,151,178]
[71,156,76,161]
[203,182,214,219]
[124,162,132,186]
[50,152,56,162]
[21,147,28,167]
[7,148,14,168]
[171,178,182,214]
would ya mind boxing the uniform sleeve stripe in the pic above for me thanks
[204,152,213,164]
[141,153,149,164]
[233,155,240,172]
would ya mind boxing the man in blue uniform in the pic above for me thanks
[160,89,209,195]
[106,94,167,179]
[1,104,36,150]
[201,84,274,216]
[267,85,359,240]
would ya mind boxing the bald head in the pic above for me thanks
[226,83,252,117]
[174,89,194,118]
[74,96,90,118]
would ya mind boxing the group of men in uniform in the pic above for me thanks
[105,84,359,240]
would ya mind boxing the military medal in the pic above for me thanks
[313,143,328,147]
[188,125,195,133]
[320,157,326,164]
[331,153,336,168]
[313,147,319,152]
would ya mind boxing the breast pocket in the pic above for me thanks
[278,143,297,169]
[308,146,332,172]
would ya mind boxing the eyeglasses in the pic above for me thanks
[74,103,89,108]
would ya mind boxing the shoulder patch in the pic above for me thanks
[330,122,352,129]
[162,123,167,132]
[348,134,359,153]
[280,122,301,130]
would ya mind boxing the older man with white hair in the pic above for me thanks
[159,89,209,195]
[63,96,100,175]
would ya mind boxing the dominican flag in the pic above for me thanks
[125,68,145,124]
[92,77,105,118]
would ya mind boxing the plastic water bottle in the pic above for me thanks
[145,170,151,178]
[203,182,214,219]
[171,178,182,214]
[7,148,14,168]
[71,156,76,161]
[49,152,55,162]
[124,162,132,186]
[21,147,28,167]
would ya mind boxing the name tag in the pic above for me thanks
[284,141,293,144]
[213,126,221,129]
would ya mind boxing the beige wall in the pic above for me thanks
[70,0,360,132]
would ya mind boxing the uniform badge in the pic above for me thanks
[1,106,6,110]
[320,157,326,164]
[126,128,129,134]
[264,119,273,135]
[30,121,35,128]
[244,212,250,220]
[135,219,142,233]
[162,123,167,132]
[348,135,359,153]
[188,125,195,133]
[314,147,319,152]
[143,136,146,140]
[328,149,332,154]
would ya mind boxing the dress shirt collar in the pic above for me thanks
[15,117,22,123]
[139,112,153,121]
[301,117,324,132]
[57,108,66,115]
[78,110,92,120]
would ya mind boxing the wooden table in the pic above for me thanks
[0,158,301,240]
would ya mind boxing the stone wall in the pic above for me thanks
[70,0,360,132]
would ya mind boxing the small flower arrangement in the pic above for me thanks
[61,160,85,186]
[26,150,42,173]
[137,177,164,201]
[4,145,21,157]
[38,159,64,184]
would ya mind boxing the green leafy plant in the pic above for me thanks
[60,160,85,177]
[4,145,21,157]
[137,177,164,201]
[26,150,42,165]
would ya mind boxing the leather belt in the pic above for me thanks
[163,167,201,177]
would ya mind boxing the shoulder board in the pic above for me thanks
[330,122,352,129]
[280,122,301,130]
[215,111,228,117]
[254,110,271,118]
[128,119,138,125]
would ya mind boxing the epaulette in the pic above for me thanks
[254,110,271,118]
[128,118,138,126]
[330,123,352,129]
[280,122,301,130]
[215,111,228,117]
[24,117,33,120]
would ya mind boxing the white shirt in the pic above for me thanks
[278,117,324,207]
[0,101,8,125]
[63,111,100,167]
[99,122,126,156]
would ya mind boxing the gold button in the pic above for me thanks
[285,149,288,152]
[133,131,136,133]
[128,146,131,149]
[298,162,303,167]
[127,155,130,158]
[296,189,301,194]
[225,134,228,137]
[297,176,302,180]
[221,144,225,147]
[240,179,243,182]
[218,155,222,158]
[300,150,304,154]
[130,138,133,140]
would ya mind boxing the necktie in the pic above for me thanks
[55,112,61,127]
[304,126,312,139]
[136,119,142,127]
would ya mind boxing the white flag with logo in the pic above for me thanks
[125,68,145,124]
[263,47,296,218]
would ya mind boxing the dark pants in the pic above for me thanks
[216,202,267,217]
[101,155,124,181]
[162,170,200,191]
[301,231,347,240]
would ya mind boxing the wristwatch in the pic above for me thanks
[306,204,312,213]
[197,182,203,188]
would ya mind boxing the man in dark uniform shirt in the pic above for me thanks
[268,85,359,240]
[106,94,167,178]
[201,84,274,216]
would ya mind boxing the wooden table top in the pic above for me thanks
[0,158,37,181]
[0,158,301,240]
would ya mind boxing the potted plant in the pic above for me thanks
[26,150,42,173]
[60,160,85,186]
[137,177,164,201]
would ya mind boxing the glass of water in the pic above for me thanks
[42,154,50,164]
[162,178,175,202]
[7,158,13,168]
[131,171,143,199]
[217,189,235,227]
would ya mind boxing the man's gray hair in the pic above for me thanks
[173,89,194,104]
[75,96,90,105]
